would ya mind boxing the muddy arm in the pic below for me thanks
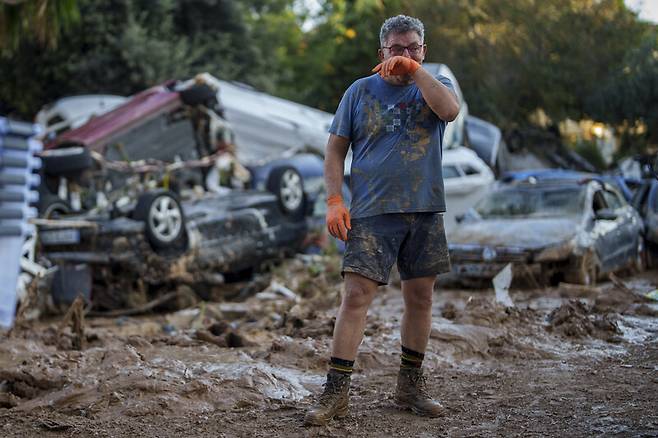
[324,134,350,198]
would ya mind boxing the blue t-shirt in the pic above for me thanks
[330,73,454,219]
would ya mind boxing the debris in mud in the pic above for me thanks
[195,327,253,348]
[493,263,515,307]
[58,296,86,350]
[38,418,73,431]
[547,300,623,342]
[454,296,536,328]
[0,392,19,408]
[0,368,68,401]
[441,302,457,320]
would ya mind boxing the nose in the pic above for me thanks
[402,47,412,58]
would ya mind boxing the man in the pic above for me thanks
[305,15,460,425]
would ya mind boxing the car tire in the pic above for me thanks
[266,166,305,220]
[179,83,218,107]
[39,194,71,219]
[41,147,92,176]
[133,190,187,252]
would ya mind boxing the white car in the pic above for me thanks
[442,146,495,233]
[184,73,334,163]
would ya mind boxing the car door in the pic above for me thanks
[602,187,638,266]
[591,188,619,272]
[646,181,658,245]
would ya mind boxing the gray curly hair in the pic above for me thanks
[379,15,425,47]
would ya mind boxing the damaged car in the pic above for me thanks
[448,176,645,286]
[39,185,308,310]
[33,77,318,310]
[630,156,658,267]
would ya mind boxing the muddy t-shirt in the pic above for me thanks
[330,73,454,219]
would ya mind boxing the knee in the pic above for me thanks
[404,290,433,312]
[342,282,375,312]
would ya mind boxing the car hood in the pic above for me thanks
[449,217,581,249]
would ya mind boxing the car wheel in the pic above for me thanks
[266,166,305,219]
[41,147,92,176]
[179,83,218,107]
[133,191,187,251]
[39,195,71,219]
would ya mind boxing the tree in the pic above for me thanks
[588,29,658,153]
[0,0,277,118]
[0,0,80,52]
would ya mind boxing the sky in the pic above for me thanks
[624,0,658,23]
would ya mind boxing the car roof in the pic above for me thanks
[45,85,180,151]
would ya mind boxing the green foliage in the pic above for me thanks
[0,0,266,118]
[0,0,655,153]
[0,0,80,52]
[587,29,658,154]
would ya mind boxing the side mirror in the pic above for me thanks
[595,208,617,221]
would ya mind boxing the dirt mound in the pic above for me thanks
[445,296,539,328]
[547,300,622,342]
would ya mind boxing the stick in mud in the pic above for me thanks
[59,296,85,350]
[86,291,181,318]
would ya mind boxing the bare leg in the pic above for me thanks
[400,276,436,353]
[331,273,379,360]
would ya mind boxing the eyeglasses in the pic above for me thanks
[381,43,425,56]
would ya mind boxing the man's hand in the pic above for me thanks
[326,194,351,241]
[372,56,421,77]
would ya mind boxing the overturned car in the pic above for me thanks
[33,77,318,310]
[448,176,645,286]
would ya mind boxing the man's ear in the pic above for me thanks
[377,48,384,61]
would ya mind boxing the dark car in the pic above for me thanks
[631,178,658,266]
[449,178,645,286]
[39,188,307,310]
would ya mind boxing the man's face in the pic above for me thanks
[378,31,426,84]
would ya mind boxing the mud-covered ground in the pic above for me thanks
[1,256,657,437]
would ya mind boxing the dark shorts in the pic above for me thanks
[342,212,451,285]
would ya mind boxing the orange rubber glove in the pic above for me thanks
[326,194,351,241]
[372,56,421,77]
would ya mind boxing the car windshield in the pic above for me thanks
[475,186,585,218]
